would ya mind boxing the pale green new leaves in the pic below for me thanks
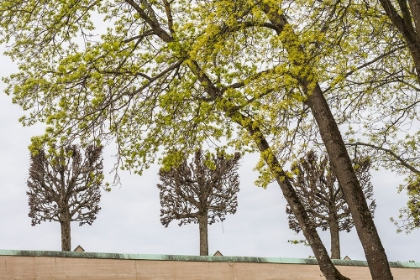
[1,0,419,190]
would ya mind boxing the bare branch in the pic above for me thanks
[27,144,104,251]
[346,141,420,175]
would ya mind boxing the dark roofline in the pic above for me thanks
[0,249,418,268]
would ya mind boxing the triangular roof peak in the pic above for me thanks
[73,245,85,252]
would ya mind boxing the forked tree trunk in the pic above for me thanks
[198,214,208,256]
[60,218,71,251]
[329,217,341,259]
[307,85,393,279]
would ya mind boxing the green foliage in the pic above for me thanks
[0,0,419,228]
[287,239,309,247]
[391,175,420,233]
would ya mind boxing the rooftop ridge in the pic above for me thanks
[0,249,418,268]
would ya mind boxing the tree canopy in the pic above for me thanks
[286,150,376,259]
[4,0,420,278]
[27,144,103,251]
[158,149,240,255]
[0,1,414,177]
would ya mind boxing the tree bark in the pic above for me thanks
[198,214,208,256]
[408,0,420,38]
[329,216,341,260]
[307,84,393,279]
[230,112,349,280]
[60,218,71,251]
[379,0,420,84]
[259,4,393,278]
[407,0,420,83]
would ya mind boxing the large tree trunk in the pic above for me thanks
[259,4,393,279]
[379,0,420,84]
[60,218,71,251]
[329,216,341,260]
[408,0,420,37]
[307,85,393,279]
[231,112,349,280]
[406,0,420,84]
[198,214,208,256]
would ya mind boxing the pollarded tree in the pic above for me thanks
[286,151,376,259]
[27,144,103,251]
[158,150,240,256]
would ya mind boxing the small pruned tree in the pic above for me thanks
[27,144,104,251]
[286,150,376,259]
[158,150,241,256]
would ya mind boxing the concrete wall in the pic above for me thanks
[1,250,419,280]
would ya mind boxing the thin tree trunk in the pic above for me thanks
[229,111,349,280]
[198,214,208,256]
[60,218,71,251]
[329,216,341,259]
[307,85,393,279]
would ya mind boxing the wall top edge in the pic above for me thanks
[0,249,418,268]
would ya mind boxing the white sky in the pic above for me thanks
[0,47,418,262]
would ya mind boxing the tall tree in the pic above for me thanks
[328,0,420,233]
[158,150,240,256]
[379,0,420,84]
[346,0,420,233]
[260,4,392,278]
[27,144,103,251]
[286,150,376,259]
[0,0,405,278]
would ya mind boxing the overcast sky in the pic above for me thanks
[0,47,418,263]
